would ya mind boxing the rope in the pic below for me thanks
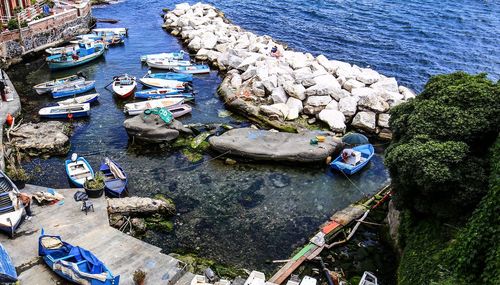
[340,170,368,197]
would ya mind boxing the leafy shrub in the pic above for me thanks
[7,19,18,30]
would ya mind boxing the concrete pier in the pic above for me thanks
[0,184,194,285]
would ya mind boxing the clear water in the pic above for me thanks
[9,0,497,273]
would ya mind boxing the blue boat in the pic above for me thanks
[0,243,17,283]
[146,72,192,82]
[173,64,210,74]
[99,158,128,198]
[0,171,25,238]
[39,230,120,285]
[39,103,91,119]
[65,155,95,188]
[135,88,194,100]
[47,41,105,70]
[52,81,96,98]
[330,144,374,175]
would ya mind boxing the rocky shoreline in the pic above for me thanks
[162,3,416,140]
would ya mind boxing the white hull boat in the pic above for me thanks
[112,74,137,99]
[139,77,188,89]
[146,58,191,70]
[57,93,100,106]
[0,171,25,238]
[33,75,85,94]
[124,98,184,115]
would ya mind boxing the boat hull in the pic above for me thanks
[147,72,193,82]
[112,77,137,99]
[47,46,105,70]
[57,93,100,106]
[65,157,95,188]
[139,78,188,89]
[0,171,25,238]
[174,65,210,74]
[330,144,374,175]
[124,98,184,115]
[52,81,96,99]
[99,158,128,198]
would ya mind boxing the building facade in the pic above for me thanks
[1,0,33,19]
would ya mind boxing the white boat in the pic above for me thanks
[57,93,100,106]
[39,103,91,119]
[146,58,192,70]
[124,98,184,115]
[65,154,95,188]
[244,271,267,285]
[140,50,185,62]
[0,170,25,238]
[299,276,316,285]
[92,28,128,37]
[359,272,378,285]
[112,74,137,99]
[45,45,79,55]
[33,75,85,94]
[139,77,189,89]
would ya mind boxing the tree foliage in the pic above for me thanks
[386,72,499,219]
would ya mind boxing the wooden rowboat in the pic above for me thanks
[174,64,210,74]
[39,103,91,119]
[100,158,128,198]
[140,50,184,62]
[52,81,96,99]
[135,88,194,100]
[33,75,85,94]
[139,77,189,89]
[0,243,17,282]
[65,155,94,188]
[146,58,191,70]
[112,74,136,99]
[0,170,25,238]
[57,93,100,106]
[124,98,184,115]
[47,41,105,70]
[330,144,374,175]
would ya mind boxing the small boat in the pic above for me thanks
[39,103,90,119]
[52,80,96,99]
[99,158,128,198]
[47,41,105,70]
[0,243,17,282]
[359,272,378,285]
[65,154,94,188]
[94,32,124,46]
[165,104,192,118]
[39,230,120,285]
[140,50,184,62]
[57,93,100,106]
[300,276,317,285]
[146,72,192,82]
[146,58,191,70]
[45,44,79,55]
[135,88,194,100]
[33,74,85,94]
[244,271,267,285]
[112,74,136,99]
[0,171,25,238]
[92,27,128,37]
[330,144,374,175]
[124,97,184,115]
[174,64,210,74]
[139,77,190,89]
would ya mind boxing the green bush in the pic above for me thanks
[7,19,18,30]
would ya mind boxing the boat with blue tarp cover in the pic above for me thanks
[0,171,25,238]
[52,81,96,99]
[135,88,194,100]
[100,158,128,198]
[146,72,192,82]
[39,230,120,285]
[174,64,210,74]
[47,41,105,70]
[330,144,374,175]
[0,243,17,283]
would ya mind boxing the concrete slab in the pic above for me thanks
[0,184,191,285]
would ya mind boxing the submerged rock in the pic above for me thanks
[208,128,341,163]
[9,121,71,156]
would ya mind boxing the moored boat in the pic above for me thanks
[57,93,100,106]
[99,158,128,198]
[92,27,128,37]
[135,88,194,100]
[45,45,79,55]
[33,74,86,94]
[162,104,192,118]
[47,41,105,70]
[359,272,378,285]
[0,243,17,282]
[124,97,184,115]
[65,154,94,188]
[52,80,96,99]
[0,171,25,238]
[330,144,374,175]
[146,58,191,70]
[174,64,210,74]
[39,103,91,119]
[146,72,193,82]
[39,230,120,285]
[140,50,184,62]
[139,77,190,90]
[112,74,137,99]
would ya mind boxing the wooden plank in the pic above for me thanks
[321,221,340,234]
[291,243,314,261]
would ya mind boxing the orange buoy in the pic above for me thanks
[67,113,73,119]
[5,113,13,126]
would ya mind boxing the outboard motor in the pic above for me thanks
[204,267,216,283]
[71,153,78,162]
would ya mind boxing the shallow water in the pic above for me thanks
[9,0,497,274]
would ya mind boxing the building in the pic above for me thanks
[1,0,33,20]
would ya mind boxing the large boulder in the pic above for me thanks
[9,121,70,156]
[286,97,303,112]
[187,36,202,50]
[351,87,377,98]
[208,128,341,163]
[123,114,191,143]
[271,86,288,104]
[358,94,390,113]
[338,96,359,117]
[356,68,380,85]
[284,82,306,100]
[399,85,416,100]
[318,110,346,132]
[343,79,365,92]
[316,54,335,73]
[200,32,218,49]
[108,196,175,216]
[378,113,390,128]
[304,95,332,107]
[352,111,377,133]
[259,103,289,120]
[371,77,399,93]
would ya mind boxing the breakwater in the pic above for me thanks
[163,2,416,139]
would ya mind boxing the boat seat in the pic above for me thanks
[73,172,91,180]
[54,254,77,262]
[71,168,90,176]
[359,149,371,156]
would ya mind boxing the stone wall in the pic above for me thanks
[0,4,93,69]
[163,3,418,139]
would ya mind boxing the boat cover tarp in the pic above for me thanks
[144,107,173,124]
[0,243,17,282]
[106,159,126,180]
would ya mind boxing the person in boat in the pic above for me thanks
[182,82,191,93]
[342,148,361,166]
[17,192,32,220]
[271,45,281,58]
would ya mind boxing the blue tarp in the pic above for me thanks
[69,246,106,274]
[0,243,17,282]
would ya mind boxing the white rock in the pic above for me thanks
[227,54,243,69]
[286,97,303,112]
[378,113,390,128]
[336,64,361,80]
[262,75,278,94]
[343,79,365,92]
[380,91,404,106]
[200,32,217,49]
[175,3,191,11]
[172,9,186,17]
[338,96,359,117]
[271,86,288,104]
[318,110,346,132]
[187,36,202,50]
[230,74,242,89]
[288,52,309,69]
[358,94,390,113]
[252,80,266,97]
[399,86,417,100]
[304,74,342,97]
[351,87,376,98]
[325,100,339,111]
[332,89,350,102]
[316,54,335,73]
[371,77,399,93]
[284,82,306,100]
[271,103,289,118]
[286,107,299,120]
[195,48,210,60]
[241,67,257,81]
[330,60,352,75]
[237,53,261,71]
[304,96,332,107]
[352,111,377,132]
[356,68,381,85]
[337,76,347,87]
